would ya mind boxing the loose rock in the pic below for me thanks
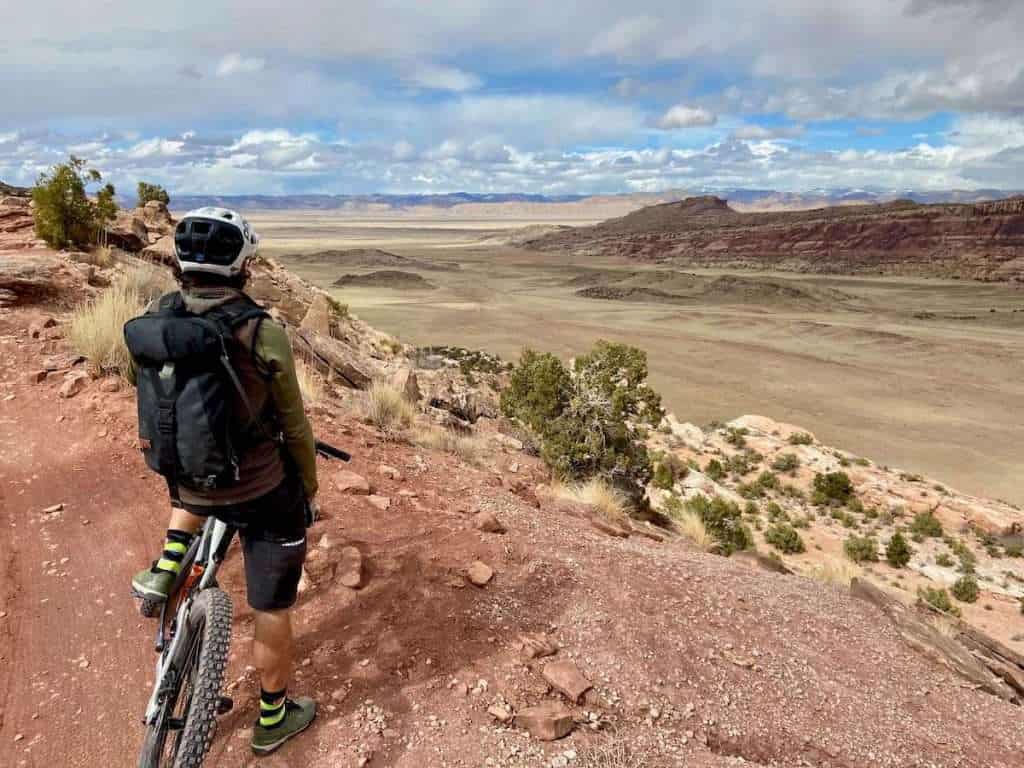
[59,371,90,399]
[472,510,506,534]
[367,494,391,511]
[339,546,364,589]
[542,660,593,703]
[335,470,371,495]
[466,560,494,587]
[515,701,574,741]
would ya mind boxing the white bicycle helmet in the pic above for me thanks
[174,207,258,278]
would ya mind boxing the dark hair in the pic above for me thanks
[177,269,249,291]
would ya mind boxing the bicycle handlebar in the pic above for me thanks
[315,440,351,462]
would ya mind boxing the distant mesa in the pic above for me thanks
[288,248,459,272]
[332,270,437,290]
[0,179,31,197]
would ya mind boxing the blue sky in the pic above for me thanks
[2,0,1023,195]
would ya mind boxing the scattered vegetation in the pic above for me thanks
[935,552,955,568]
[69,264,173,377]
[554,477,630,527]
[771,452,800,473]
[32,156,118,249]
[766,522,805,554]
[136,180,170,207]
[662,495,714,551]
[295,359,323,407]
[652,453,689,490]
[420,345,510,378]
[684,494,752,556]
[704,458,726,482]
[918,586,961,617]
[885,531,913,568]
[361,381,416,432]
[805,556,862,587]
[843,534,879,563]
[910,511,944,538]
[951,575,980,604]
[788,432,814,445]
[412,425,483,465]
[724,426,748,448]
[812,471,854,506]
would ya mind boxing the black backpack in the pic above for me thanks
[124,292,276,492]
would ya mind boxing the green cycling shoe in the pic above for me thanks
[251,697,317,756]
[131,565,176,602]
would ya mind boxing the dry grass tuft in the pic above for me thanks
[360,381,415,432]
[412,425,484,465]
[72,245,116,268]
[553,477,630,526]
[576,742,654,768]
[673,509,715,551]
[121,261,174,303]
[69,264,172,377]
[295,359,324,408]
[803,556,862,587]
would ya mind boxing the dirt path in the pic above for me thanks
[0,314,173,767]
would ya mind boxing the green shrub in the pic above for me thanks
[1019,596,1024,615]
[653,453,689,490]
[705,459,726,482]
[919,587,961,617]
[771,453,800,473]
[726,450,761,477]
[766,523,805,554]
[910,511,943,538]
[738,481,764,500]
[792,515,811,529]
[32,156,117,248]
[652,462,675,490]
[812,472,854,506]
[935,552,955,568]
[847,497,864,515]
[885,531,913,568]
[744,500,759,516]
[766,501,788,522]
[788,432,814,445]
[724,426,748,448]
[1005,543,1023,558]
[684,495,753,556]
[500,348,571,434]
[136,180,170,207]
[844,535,879,563]
[951,575,979,603]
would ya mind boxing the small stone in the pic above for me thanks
[543,660,592,703]
[515,702,574,741]
[466,561,494,587]
[339,546,364,589]
[99,378,121,393]
[43,503,64,514]
[334,470,371,495]
[331,687,349,702]
[25,370,47,384]
[487,703,514,723]
[472,510,506,534]
[14,733,24,742]
[58,372,90,399]
[378,464,403,481]
[367,495,391,511]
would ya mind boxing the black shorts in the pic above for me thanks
[181,475,307,612]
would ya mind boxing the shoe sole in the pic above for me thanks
[130,583,169,602]
[250,715,316,756]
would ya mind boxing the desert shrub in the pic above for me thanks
[771,453,800,473]
[919,587,961,617]
[684,494,752,556]
[791,515,811,529]
[502,342,662,499]
[744,500,759,516]
[136,181,170,207]
[32,156,117,248]
[910,511,944,538]
[724,426,748,448]
[843,534,879,563]
[847,496,864,515]
[652,453,688,490]
[885,531,913,568]
[705,458,726,482]
[806,556,861,586]
[948,539,977,574]
[361,381,415,431]
[413,425,483,465]
[652,462,674,490]
[812,471,854,506]
[935,552,955,567]
[766,501,788,522]
[555,477,629,527]
[788,432,814,446]
[781,484,805,500]
[68,265,170,377]
[663,496,714,550]
[1005,543,1023,558]
[766,523,805,554]
[951,575,979,603]
[726,449,762,477]
[738,481,764,500]
[1019,596,1024,615]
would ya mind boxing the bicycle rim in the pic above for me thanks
[138,622,203,767]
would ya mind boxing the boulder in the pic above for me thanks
[335,470,371,495]
[466,561,494,587]
[472,510,506,534]
[140,201,174,236]
[0,255,74,307]
[142,235,176,265]
[106,211,149,251]
[59,371,90,399]
[367,494,391,511]
[25,370,47,384]
[338,546,364,589]
[542,660,592,703]
[300,293,336,337]
[515,702,574,741]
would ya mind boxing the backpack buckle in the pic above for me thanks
[157,404,175,435]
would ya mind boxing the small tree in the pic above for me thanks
[94,182,118,247]
[766,522,805,554]
[951,575,979,603]
[885,531,913,568]
[685,494,752,555]
[812,471,854,506]
[32,156,115,248]
[137,181,170,207]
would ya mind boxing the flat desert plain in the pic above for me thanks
[255,212,1024,506]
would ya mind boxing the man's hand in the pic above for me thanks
[303,498,320,528]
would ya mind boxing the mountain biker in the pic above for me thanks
[127,208,318,755]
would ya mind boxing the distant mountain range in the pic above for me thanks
[168,188,1024,214]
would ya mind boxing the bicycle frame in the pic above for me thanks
[142,516,234,725]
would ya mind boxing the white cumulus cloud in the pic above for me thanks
[216,53,266,77]
[406,65,482,92]
[657,105,718,130]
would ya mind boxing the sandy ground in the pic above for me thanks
[258,215,1024,507]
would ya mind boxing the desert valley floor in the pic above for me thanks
[256,212,1024,508]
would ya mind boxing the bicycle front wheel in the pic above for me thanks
[138,588,233,768]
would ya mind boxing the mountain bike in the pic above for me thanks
[136,441,349,768]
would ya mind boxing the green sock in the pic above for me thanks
[259,688,287,729]
[155,529,193,574]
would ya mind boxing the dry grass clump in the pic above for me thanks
[360,381,415,432]
[412,425,484,465]
[576,742,653,768]
[72,245,116,268]
[803,556,862,587]
[295,359,324,408]
[553,477,630,526]
[69,264,172,377]
[674,508,715,551]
